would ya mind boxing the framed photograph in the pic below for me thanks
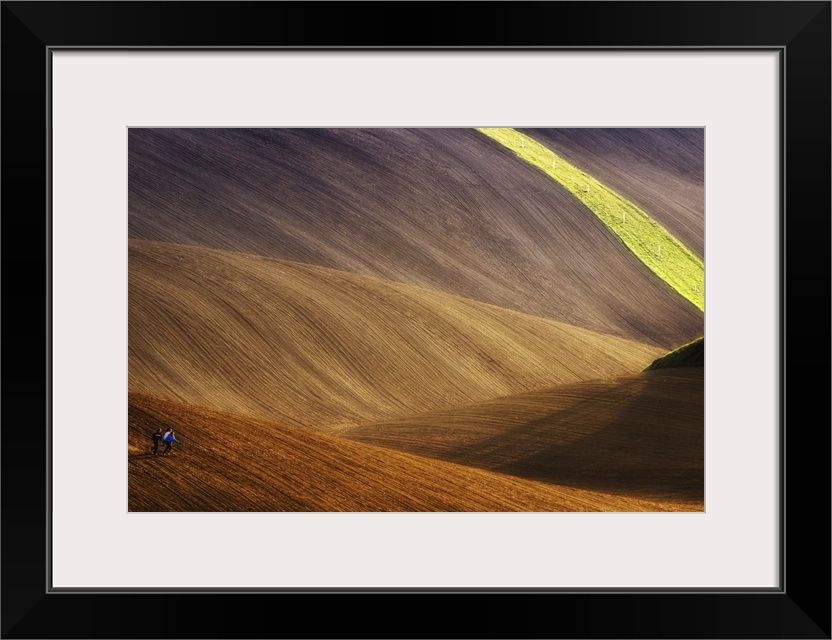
[3,2,829,638]
[125,124,706,516]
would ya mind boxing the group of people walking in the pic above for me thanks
[151,427,180,456]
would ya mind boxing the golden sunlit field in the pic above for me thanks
[128,127,704,512]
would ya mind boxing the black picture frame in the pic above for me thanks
[2,2,829,638]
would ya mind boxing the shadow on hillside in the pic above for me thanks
[129,452,164,462]
[451,370,704,502]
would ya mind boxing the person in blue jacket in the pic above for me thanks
[162,429,180,456]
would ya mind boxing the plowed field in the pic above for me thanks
[130,240,664,432]
[129,128,703,349]
[127,128,704,512]
[345,368,704,504]
[128,394,686,512]
[516,128,704,259]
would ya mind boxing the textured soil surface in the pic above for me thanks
[129,394,689,512]
[130,240,664,432]
[128,128,704,512]
[516,128,704,260]
[345,368,704,504]
[129,128,702,349]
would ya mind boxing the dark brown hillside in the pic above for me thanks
[128,394,681,512]
[517,128,704,259]
[129,240,665,432]
[645,337,704,370]
[344,368,704,506]
[129,128,702,349]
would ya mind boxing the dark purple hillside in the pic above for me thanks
[518,128,704,260]
[129,128,702,349]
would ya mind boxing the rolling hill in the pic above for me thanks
[645,337,704,370]
[516,128,705,260]
[344,368,703,505]
[128,393,684,512]
[127,127,705,512]
[129,239,665,432]
[477,128,704,311]
[129,128,703,349]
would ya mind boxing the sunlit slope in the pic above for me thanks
[517,128,704,260]
[477,128,704,311]
[344,368,703,505]
[129,128,702,349]
[128,394,677,512]
[129,240,665,432]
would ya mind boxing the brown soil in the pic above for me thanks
[130,239,664,432]
[516,128,704,260]
[129,128,702,349]
[129,394,691,512]
[344,368,704,504]
[127,128,704,512]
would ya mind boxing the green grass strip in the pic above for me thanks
[476,127,704,312]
